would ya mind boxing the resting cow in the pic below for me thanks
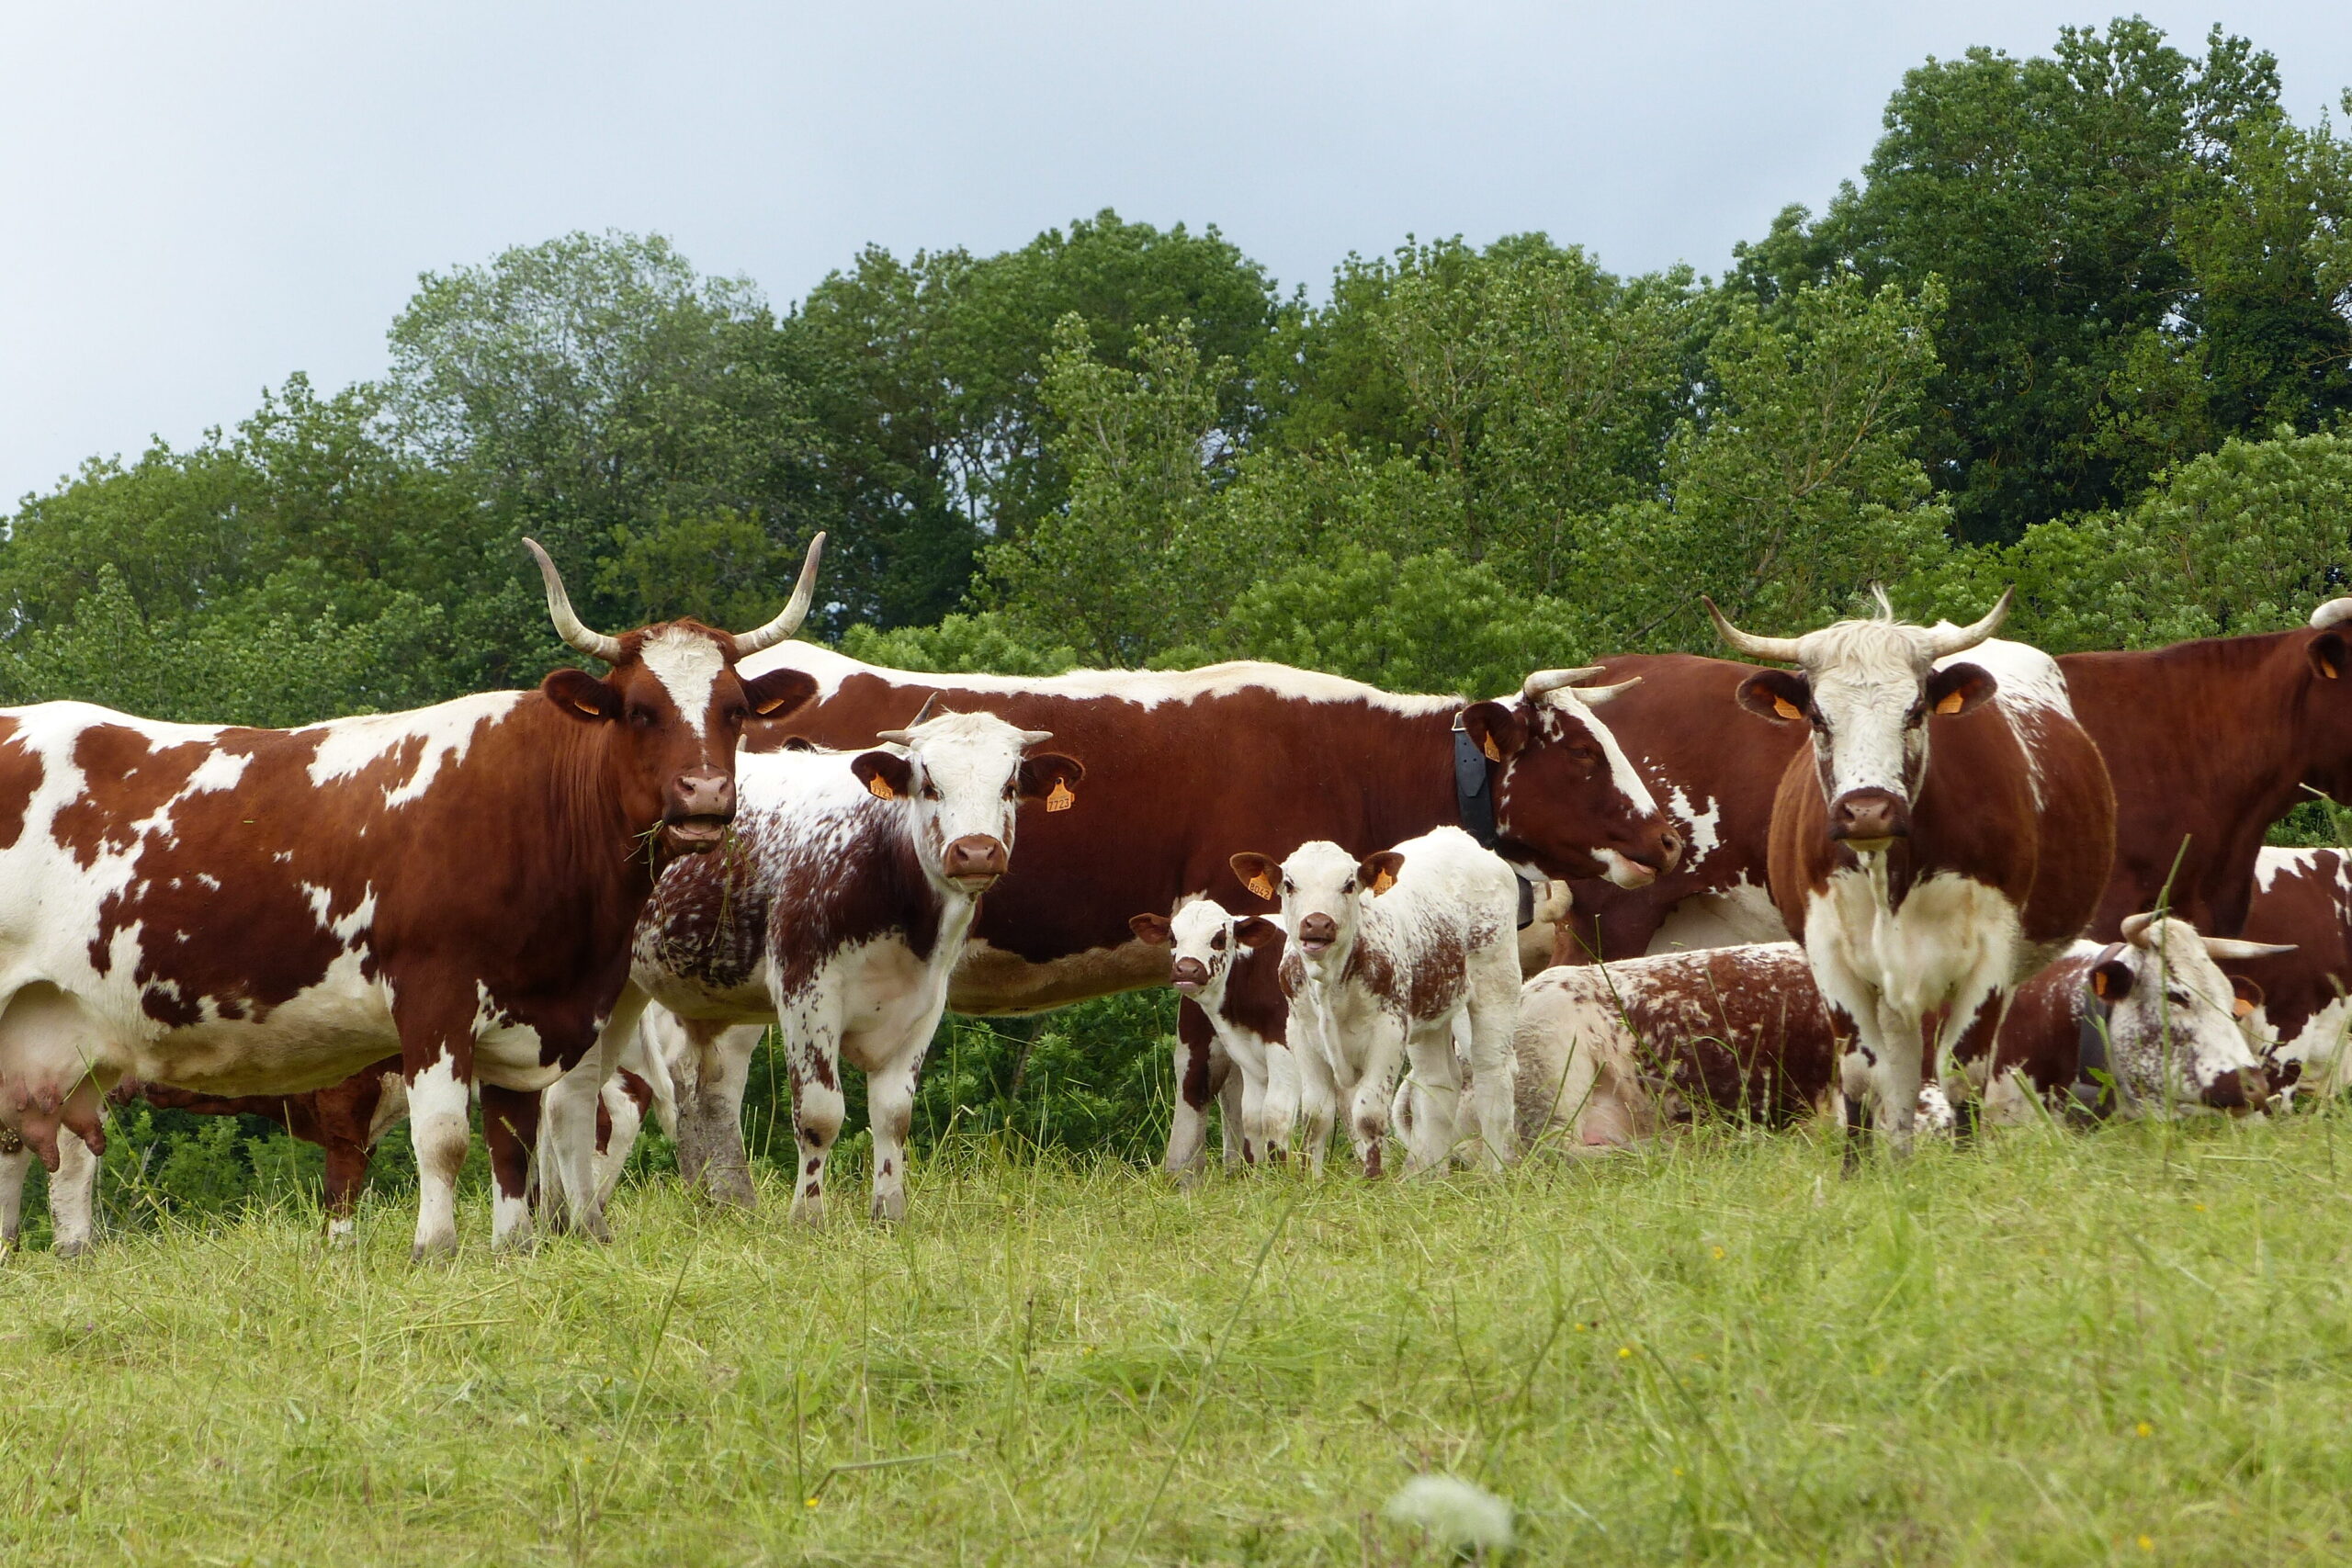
[1232,828,1521,1176]
[1129,899,1295,1176]
[0,537,820,1256]
[2235,847,2352,1096]
[1709,593,2116,1157]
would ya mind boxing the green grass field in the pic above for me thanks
[5,1111,2351,1566]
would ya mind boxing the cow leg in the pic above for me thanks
[1461,947,1521,1170]
[678,1023,761,1208]
[1349,1019,1408,1179]
[1217,1064,1246,1170]
[784,1020,845,1228]
[319,1140,374,1243]
[1292,1024,1340,1179]
[1163,1006,1218,1184]
[594,1071,652,1211]
[404,1045,474,1262]
[1399,1022,1462,1177]
[480,1085,541,1254]
[50,1126,101,1258]
[0,1129,26,1248]
[865,1042,923,1225]
[1226,1035,1268,1168]
[1865,999,1925,1159]
[540,989,644,1242]
[1260,1043,1298,1168]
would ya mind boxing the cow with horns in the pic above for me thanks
[0,536,822,1256]
[1708,592,2116,1156]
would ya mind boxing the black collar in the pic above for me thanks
[1452,719,1537,929]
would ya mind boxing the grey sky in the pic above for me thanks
[5,3,2347,508]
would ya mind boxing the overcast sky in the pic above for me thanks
[4,2,2347,507]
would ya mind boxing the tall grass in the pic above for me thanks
[4,1110,2349,1564]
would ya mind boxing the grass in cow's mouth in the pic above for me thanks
[5,1111,2352,1562]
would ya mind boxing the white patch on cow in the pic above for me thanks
[1645,878,1788,955]
[300,883,377,946]
[1937,637,2071,808]
[182,750,249,795]
[736,641,1462,716]
[638,626,729,741]
[1538,693,1660,820]
[2255,845,2327,894]
[302,693,521,808]
[1666,784,1722,866]
[195,873,220,891]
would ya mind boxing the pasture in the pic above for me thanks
[6,1113,2349,1565]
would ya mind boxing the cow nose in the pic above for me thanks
[1831,789,1906,850]
[1655,825,1683,873]
[1171,957,1209,992]
[672,767,734,819]
[2201,1066,2264,1112]
[943,834,1010,887]
[1297,912,1339,953]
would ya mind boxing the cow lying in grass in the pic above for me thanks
[1514,917,2284,1149]
[1129,899,1295,1177]
[1230,828,1521,1177]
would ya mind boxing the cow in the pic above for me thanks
[1514,919,2279,1149]
[592,711,1083,1224]
[2235,846,2352,1096]
[119,1059,405,1236]
[1707,592,2117,1157]
[0,536,821,1257]
[1229,828,1521,1177]
[1128,900,1295,1177]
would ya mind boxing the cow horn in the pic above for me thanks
[877,692,946,743]
[1702,597,1804,664]
[2120,911,2163,946]
[1015,728,1055,748]
[729,533,827,657]
[2203,936,2298,961]
[524,538,625,665]
[1922,587,2015,658]
[2312,598,2352,630]
[1566,677,1643,706]
[1522,667,1606,700]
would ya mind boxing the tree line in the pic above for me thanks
[6,17,2351,1220]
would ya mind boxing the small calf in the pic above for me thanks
[1230,827,1520,1177]
[1130,900,1295,1177]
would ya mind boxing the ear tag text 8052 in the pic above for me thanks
[1046,780,1075,812]
[1246,873,1275,901]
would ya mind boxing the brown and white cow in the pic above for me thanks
[1709,593,2116,1156]
[2235,846,2352,1095]
[0,537,820,1257]
[1128,899,1295,1177]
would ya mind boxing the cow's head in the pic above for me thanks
[1457,670,1681,888]
[529,536,824,857]
[1228,840,1401,975]
[2094,914,2294,1114]
[2298,598,2352,801]
[850,711,1084,894]
[1129,900,1283,1003]
[1711,592,2010,853]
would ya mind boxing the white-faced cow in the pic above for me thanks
[1708,592,2116,1156]
[601,712,1082,1224]
[1230,828,1521,1177]
[0,537,821,1256]
[1128,899,1295,1176]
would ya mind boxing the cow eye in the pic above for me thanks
[921,782,943,801]
[626,706,656,729]
[1209,931,1227,951]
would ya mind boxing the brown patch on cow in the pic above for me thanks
[1402,928,1470,1020]
[0,717,36,852]
[1178,1001,1217,1110]
[49,725,212,869]
[1216,946,1290,1045]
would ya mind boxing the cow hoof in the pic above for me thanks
[703,1169,758,1209]
[869,1194,906,1226]
[410,1238,458,1266]
[52,1236,93,1260]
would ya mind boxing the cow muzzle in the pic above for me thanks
[664,767,737,852]
[2200,1066,2267,1114]
[1829,789,1908,853]
[1296,912,1340,956]
[1171,957,1210,995]
[943,834,1010,890]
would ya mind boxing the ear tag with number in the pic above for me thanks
[1246,873,1275,901]
[573,696,605,717]
[1935,690,1966,715]
[2324,661,2341,681]
[2233,997,2256,1019]
[1772,696,1803,721]
[2090,970,2111,999]
[1046,780,1075,813]
[1481,737,1500,761]
[1371,869,1396,895]
[868,775,897,801]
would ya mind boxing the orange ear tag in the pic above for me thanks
[1480,737,1501,761]
[754,694,791,714]
[1046,780,1075,813]
[2233,997,2256,1019]
[1935,690,1966,715]
[1772,696,1803,721]
[868,776,897,801]
[1246,874,1275,901]
[572,697,605,717]
[2090,970,2110,999]
[1371,870,1396,895]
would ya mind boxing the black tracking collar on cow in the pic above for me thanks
[2070,942,2129,1117]
[1452,717,1538,930]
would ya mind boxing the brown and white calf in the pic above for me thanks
[1514,920,2278,1148]
[0,539,820,1257]
[585,712,1083,1224]
[1230,827,1521,1177]
[1129,900,1295,1176]
[1710,594,2116,1157]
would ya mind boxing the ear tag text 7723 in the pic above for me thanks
[1046,780,1075,812]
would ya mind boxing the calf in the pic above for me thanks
[1515,919,2279,1147]
[605,712,1082,1224]
[2236,847,2352,1095]
[1229,827,1520,1177]
[1710,592,2116,1157]
[1129,900,1295,1176]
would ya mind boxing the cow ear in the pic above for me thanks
[1359,851,1407,895]
[2089,958,2135,1002]
[1925,662,1998,717]
[542,669,621,723]
[1736,670,1812,724]
[1017,753,1085,807]
[1235,916,1285,951]
[741,669,819,719]
[851,751,915,801]
[1458,701,1529,763]
[1229,852,1283,905]
[2231,976,2267,1018]
[2310,631,2346,682]
[1127,913,1173,946]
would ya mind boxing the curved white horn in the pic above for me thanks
[2312,597,2352,630]
[729,532,827,657]
[1702,597,1804,664]
[2204,936,2298,961]
[1565,676,1642,706]
[524,538,624,665]
[1016,728,1055,748]
[1923,586,2015,659]
[2120,911,2163,946]
[876,692,945,744]
[1521,667,1606,700]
